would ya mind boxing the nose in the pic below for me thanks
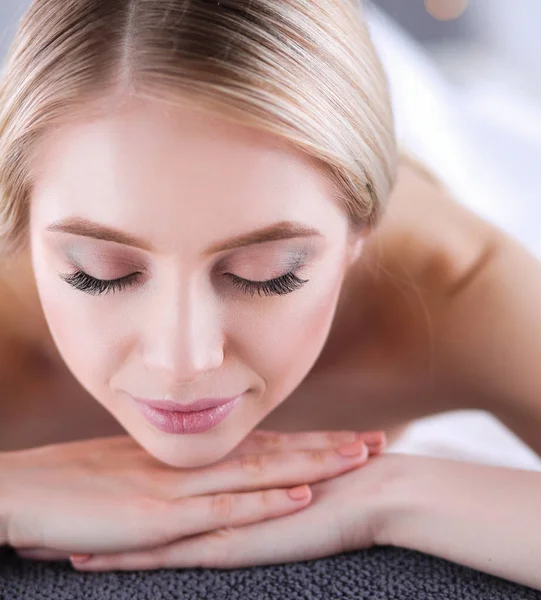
[142,280,225,384]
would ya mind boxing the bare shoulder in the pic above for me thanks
[0,259,31,380]
[362,155,503,293]
[339,155,509,414]
[379,159,541,455]
[0,249,53,368]
[354,154,504,349]
[0,253,51,408]
[0,249,63,404]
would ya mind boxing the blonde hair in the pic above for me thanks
[0,0,397,258]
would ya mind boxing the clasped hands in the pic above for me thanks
[3,428,398,571]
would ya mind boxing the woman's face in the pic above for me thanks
[29,98,363,467]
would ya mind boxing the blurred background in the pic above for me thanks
[366,0,541,259]
[0,0,539,257]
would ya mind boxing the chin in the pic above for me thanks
[155,448,227,469]
[135,431,235,469]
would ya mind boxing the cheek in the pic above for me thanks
[234,274,343,401]
[33,268,121,400]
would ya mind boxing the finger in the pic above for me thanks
[81,484,313,555]
[176,440,369,497]
[367,432,387,454]
[55,484,313,558]
[16,548,71,562]
[227,430,386,458]
[73,502,326,572]
[72,443,367,555]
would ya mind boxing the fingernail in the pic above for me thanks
[337,441,367,457]
[287,484,311,500]
[70,554,92,564]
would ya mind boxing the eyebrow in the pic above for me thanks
[45,217,323,256]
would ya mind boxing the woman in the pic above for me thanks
[0,0,540,589]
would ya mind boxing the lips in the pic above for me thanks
[131,396,240,413]
[130,394,242,434]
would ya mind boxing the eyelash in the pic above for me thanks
[59,269,309,298]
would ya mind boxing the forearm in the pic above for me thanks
[378,455,541,590]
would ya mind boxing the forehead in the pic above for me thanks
[29,100,348,251]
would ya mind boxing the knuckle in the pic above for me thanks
[261,431,283,448]
[211,493,235,520]
[327,431,355,445]
[250,430,282,450]
[326,431,342,445]
[240,452,266,475]
[259,488,275,508]
[310,449,327,465]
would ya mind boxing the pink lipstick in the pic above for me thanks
[131,395,241,434]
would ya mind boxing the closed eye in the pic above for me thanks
[59,269,309,297]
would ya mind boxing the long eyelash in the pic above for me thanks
[59,271,141,296]
[227,271,309,297]
[60,270,309,298]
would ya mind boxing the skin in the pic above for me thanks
[27,97,364,469]
[3,93,541,588]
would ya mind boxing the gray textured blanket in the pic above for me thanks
[1,544,539,599]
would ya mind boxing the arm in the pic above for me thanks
[377,454,541,590]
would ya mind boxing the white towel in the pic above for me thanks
[386,410,541,471]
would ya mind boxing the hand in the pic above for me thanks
[3,429,386,563]
[68,449,401,571]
